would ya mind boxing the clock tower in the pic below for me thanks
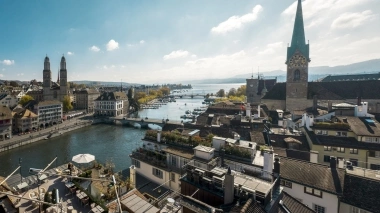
[246,74,259,105]
[286,0,310,110]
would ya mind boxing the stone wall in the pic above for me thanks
[261,99,286,110]
[286,98,312,111]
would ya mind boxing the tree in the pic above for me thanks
[228,88,237,97]
[216,89,225,97]
[236,85,246,96]
[159,87,170,96]
[127,87,134,100]
[19,95,34,106]
[62,95,73,113]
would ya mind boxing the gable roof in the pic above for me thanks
[280,191,316,213]
[0,106,12,120]
[95,91,127,101]
[280,157,345,194]
[341,174,380,212]
[12,109,37,119]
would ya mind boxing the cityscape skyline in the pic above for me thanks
[0,0,379,83]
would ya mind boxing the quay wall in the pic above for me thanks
[0,121,92,153]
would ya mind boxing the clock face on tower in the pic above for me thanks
[288,55,307,69]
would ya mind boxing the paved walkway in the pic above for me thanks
[0,115,92,149]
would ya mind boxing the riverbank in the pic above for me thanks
[0,120,93,153]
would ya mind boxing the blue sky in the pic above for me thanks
[0,0,379,84]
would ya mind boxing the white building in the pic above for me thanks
[0,94,19,108]
[94,92,128,117]
[36,100,63,128]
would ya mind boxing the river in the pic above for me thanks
[0,83,244,177]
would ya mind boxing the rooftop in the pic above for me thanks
[337,116,380,137]
[193,145,215,153]
[162,147,194,159]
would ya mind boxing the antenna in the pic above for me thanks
[251,68,253,79]
[258,66,260,79]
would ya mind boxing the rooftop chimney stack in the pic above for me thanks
[330,156,337,170]
[263,149,274,179]
[357,96,362,106]
[310,150,318,163]
[157,130,161,142]
[273,157,280,178]
[224,167,234,205]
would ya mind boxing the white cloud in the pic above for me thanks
[111,65,115,68]
[106,39,119,51]
[17,73,24,76]
[331,10,376,29]
[103,65,108,69]
[0,74,3,77]
[67,51,74,55]
[163,50,190,60]
[1,59,15,65]
[140,40,145,44]
[1,68,5,71]
[121,65,126,68]
[267,42,284,48]
[89,46,100,52]
[211,5,263,34]
[191,54,197,58]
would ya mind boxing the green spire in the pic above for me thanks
[287,0,309,62]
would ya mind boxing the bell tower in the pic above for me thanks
[43,55,52,96]
[286,0,310,110]
[60,55,68,100]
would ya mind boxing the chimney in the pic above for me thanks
[258,105,261,118]
[263,149,274,179]
[129,165,136,189]
[310,150,318,163]
[220,149,225,167]
[330,156,337,170]
[157,130,161,142]
[328,101,332,112]
[224,167,234,205]
[357,96,362,106]
[338,158,344,169]
[273,157,280,178]
[312,95,317,112]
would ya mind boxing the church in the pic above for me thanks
[42,55,70,101]
[262,0,380,114]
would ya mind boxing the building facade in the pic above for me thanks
[94,92,128,117]
[12,109,38,133]
[74,89,100,113]
[36,100,63,128]
[0,105,12,140]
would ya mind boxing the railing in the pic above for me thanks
[130,149,167,169]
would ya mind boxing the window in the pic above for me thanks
[294,70,300,81]
[304,187,323,198]
[337,147,345,153]
[351,206,369,213]
[171,156,177,166]
[171,173,175,182]
[336,132,341,136]
[376,151,380,158]
[280,180,292,188]
[350,148,358,154]
[316,130,322,135]
[132,159,140,168]
[324,146,332,151]
[152,168,163,179]
[342,132,347,137]
[314,204,325,213]
[323,155,330,162]
[322,130,328,135]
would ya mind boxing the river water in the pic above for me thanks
[0,83,244,177]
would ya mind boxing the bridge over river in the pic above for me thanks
[110,117,183,128]
[168,93,206,99]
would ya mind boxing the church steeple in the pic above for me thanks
[287,0,309,62]
[57,68,60,83]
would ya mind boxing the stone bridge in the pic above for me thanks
[111,117,183,128]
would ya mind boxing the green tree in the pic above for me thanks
[216,89,225,97]
[19,95,34,106]
[159,87,170,96]
[228,88,237,97]
[62,95,73,112]
[10,81,19,87]
[236,85,246,96]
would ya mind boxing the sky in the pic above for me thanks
[0,0,379,84]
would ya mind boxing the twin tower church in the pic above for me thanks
[42,55,70,102]
[249,0,380,113]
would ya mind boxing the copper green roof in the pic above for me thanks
[287,0,309,62]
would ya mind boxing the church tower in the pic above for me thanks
[246,73,259,105]
[43,56,52,96]
[286,0,310,110]
[59,55,68,100]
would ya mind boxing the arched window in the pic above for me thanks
[294,70,300,81]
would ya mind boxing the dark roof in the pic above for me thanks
[274,148,311,162]
[263,81,380,100]
[304,128,380,151]
[337,116,380,137]
[229,198,266,213]
[280,192,315,213]
[74,89,99,94]
[268,134,310,151]
[322,73,380,82]
[262,83,286,100]
[280,157,345,194]
[95,91,127,101]
[257,79,277,96]
[341,174,380,212]
[135,172,170,199]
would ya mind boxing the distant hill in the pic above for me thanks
[70,80,141,87]
[186,58,380,84]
